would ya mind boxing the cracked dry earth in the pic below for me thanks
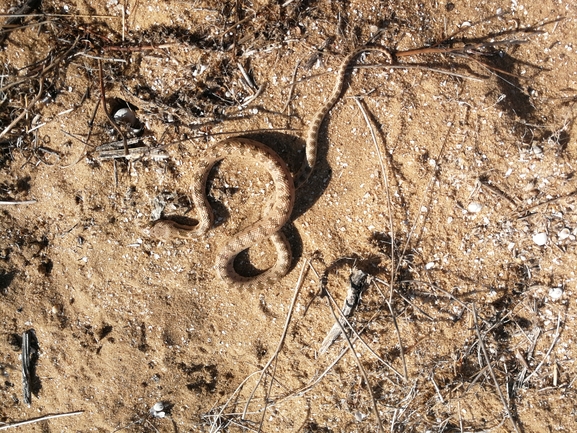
[1,0,577,432]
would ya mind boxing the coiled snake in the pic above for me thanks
[150,47,393,287]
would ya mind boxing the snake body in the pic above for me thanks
[152,47,392,286]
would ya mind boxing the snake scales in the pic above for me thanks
[151,47,393,287]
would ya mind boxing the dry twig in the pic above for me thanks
[472,304,521,433]
[523,313,563,384]
[319,269,369,354]
[0,0,41,45]
[353,97,396,296]
[0,411,84,431]
[0,80,43,140]
[324,285,385,433]
[97,59,127,155]
[241,259,310,420]
[0,200,36,205]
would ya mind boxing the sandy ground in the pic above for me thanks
[1,0,576,432]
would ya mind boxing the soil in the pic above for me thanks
[1,0,576,432]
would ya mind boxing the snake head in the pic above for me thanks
[146,218,201,241]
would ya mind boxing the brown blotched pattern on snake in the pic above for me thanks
[150,47,393,287]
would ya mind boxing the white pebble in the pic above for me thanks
[548,287,563,300]
[150,401,166,418]
[532,232,548,246]
[558,228,571,240]
[467,202,483,213]
[532,144,543,156]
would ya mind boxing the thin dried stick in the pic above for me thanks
[0,41,77,94]
[0,13,117,18]
[393,288,434,321]
[0,0,41,44]
[0,411,84,430]
[339,318,404,382]
[355,63,485,82]
[272,303,406,409]
[319,269,368,354]
[0,19,50,36]
[514,190,577,217]
[273,342,352,404]
[353,97,396,299]
[523,313,562,384]
[206,371,262,433]
[97,59,127,155]
[281,60,300,114]
[289,59,485,91]
[242,259,310,419]
[60,98,101,168]
[103,42,181,52]
[0,80,43,140]
[457,400,463,432]
[465,364,490,393]
[472,304,521,433]
[399,279,468,308]
[319,275,405,381]
[324,285,384,433]
[390,380,418,429]
[255,349,281,431]
[0,78,29,93]
[386,299,408,380]
[353,97,409,382]
[0,200,36,205]
[395,119,452,278]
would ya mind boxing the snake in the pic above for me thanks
[150,47,393,287]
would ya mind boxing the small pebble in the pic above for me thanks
[150,402,166,418]
[548,287,563,300]
[558,228,571,240]
[467,202,483,213]
[532,232,548,246]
